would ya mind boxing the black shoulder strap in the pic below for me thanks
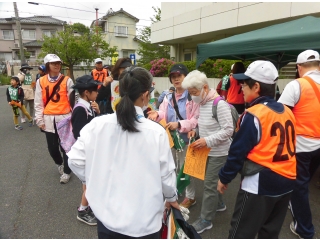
[187,93,192,101]
[172,92,184,120]
[44,74,65,108]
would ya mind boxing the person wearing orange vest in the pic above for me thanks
[91,58,108,85]
[217,60,297,238]
[34,54,74,184]
[226,62,246,114]
[278,49,320,239]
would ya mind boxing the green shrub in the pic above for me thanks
[0,74,11,85]
[142,63,152,71]
[147,58,251,79]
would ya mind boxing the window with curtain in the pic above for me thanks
[3,30,14,40]
[43,30,56,37]
[114,26,128,37]
[22,30,36,40]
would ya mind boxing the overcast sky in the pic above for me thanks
[0,1,162,30]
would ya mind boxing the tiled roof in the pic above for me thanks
[0,16,66,25]
[23,40,44,47]
[103,8,139,22]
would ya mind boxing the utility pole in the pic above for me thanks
[95,8,99,34]
[13,2,25,63]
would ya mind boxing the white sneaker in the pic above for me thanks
[60,173,70,184]
[57,165,64,175]
[21,117,26,123]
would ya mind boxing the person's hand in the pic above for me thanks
[147,110,158,121]
[217,180,228,194]
[190,138,207,149]
[91,101,100,115]
[39,124,45,130]
[166,122,179,131]
[188,130,196,139]
[103,76,113,87]
[8,102,12,106]
[165,200,180,210]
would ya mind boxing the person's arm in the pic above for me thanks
[204,101,234,147]
[66,77,74,100]
[179,101,200,133]
[159,130,178,203]
[67,128,87,183]
[97,83,111,101]
[6,88,11,102]
[218,113,258,184]
[71,107,89,139]
[277,80,300,107]
[158,91,167,104]
[18,87,24,103]
[34,79,45,127]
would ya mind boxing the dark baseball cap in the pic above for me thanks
[169,64,188,76]
[72,75,102,89]
[119,59,132,68]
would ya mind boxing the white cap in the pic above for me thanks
[95,58,103,64]
[296,49,320,64]
[44,54,62,64]
[233,60,278,85]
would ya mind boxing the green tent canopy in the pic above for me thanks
[196,16,320,69]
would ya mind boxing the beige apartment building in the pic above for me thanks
[0,16,65,63]
[151,2,320,62]
[93,8,141,65]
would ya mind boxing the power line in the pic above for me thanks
[0,10,150,27]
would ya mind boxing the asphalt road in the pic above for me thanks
[0,86,319,239]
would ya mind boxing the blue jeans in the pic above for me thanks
[290,148,320,239]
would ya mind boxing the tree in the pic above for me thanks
[72,23,90,35]
[137,7,170,66]
[39,24,118,80]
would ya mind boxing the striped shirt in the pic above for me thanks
[198,99,233,156]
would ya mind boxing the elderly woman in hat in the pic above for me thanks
[34,53,74,184]
[17,63,35,124]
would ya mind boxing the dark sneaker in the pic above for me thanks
[77,207,97,226]
[15,125,23,130]
[192,217,213,234]
[290,221,303,239]
[217,202,227,212]
[28,119,33,127]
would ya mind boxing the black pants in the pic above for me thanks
[290,149,320,238]
[228,189,291,239]
[44,130,71,174]
[97,219,160,239]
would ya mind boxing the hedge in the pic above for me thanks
[142,58,251,78]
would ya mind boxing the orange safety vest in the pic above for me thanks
[292,76,320,139]
[40,75,71,115]
[227,75,245,104]
[246,104,296,180]
[92,68,108,83]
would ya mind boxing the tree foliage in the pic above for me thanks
[137,7,170,66]
[39,24,118,80]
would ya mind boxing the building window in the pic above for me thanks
[104,22,108,33]
[22,30,36,40]
[122,50,135,58]
[184,53,192,61]
[0,52,12,61]
[114,26,128,37]
[3,30,14,40]
[43,30,56,37]
[28,51,36,57]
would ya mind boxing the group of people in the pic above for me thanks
[5,49,320,239]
